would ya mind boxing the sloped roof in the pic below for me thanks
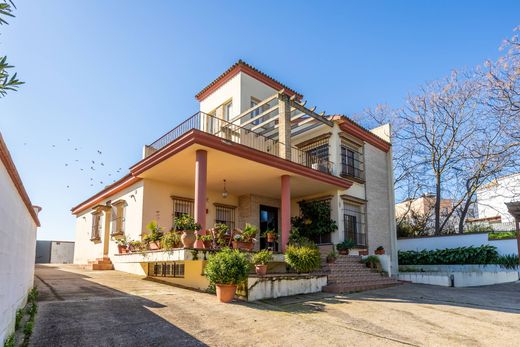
[195,59,303,101]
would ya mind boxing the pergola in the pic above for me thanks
[505,201,520,264]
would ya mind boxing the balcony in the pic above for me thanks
[144,111,334,175]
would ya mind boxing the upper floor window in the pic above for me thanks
[299,138,330,173]
[224,101,233,121]
[340,142,364,180]
[91,212,102,241]
[111,200,127,235]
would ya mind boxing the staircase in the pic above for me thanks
[86,257,114,270]
[322,255,401,293]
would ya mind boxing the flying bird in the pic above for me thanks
[97,150,102,155]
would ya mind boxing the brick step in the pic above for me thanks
[328,277,399,286]
[87,257,114,271]
[323,281,402,294]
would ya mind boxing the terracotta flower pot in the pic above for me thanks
[215,284,237,303]
[266,234,275,243]
[203,240,212,249]
[181,230,196,248]
[338,249,349,255]
[255,264,267,276]
[375,249,385,255]
[326,256,336,264]
[148,241,161,250]
[117,245,128,254]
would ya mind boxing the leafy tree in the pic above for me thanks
[0,1,23,97]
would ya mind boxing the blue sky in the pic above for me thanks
[1,1,519,241]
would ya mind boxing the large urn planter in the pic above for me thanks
[148,241,161,250]
[215,284,237,303]
[232,241,254,251]
[181,230,196,248]
[255,264,267,276]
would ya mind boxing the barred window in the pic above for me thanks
[341,143,364,180]
[111,200,126,235]
[91,212,102,240]
[343,201,367,247]
[149,262,185,278]
[299,138,330,173]
[214,203,236,231]
[171,196,194,226]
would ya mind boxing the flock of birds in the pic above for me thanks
[24,138,125,190]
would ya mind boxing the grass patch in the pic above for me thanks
[489,231,517,240]
[3,334,15,347]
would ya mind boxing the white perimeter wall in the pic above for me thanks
[398,233,518,256]
[0,160,38,342]
[49,241,75,264]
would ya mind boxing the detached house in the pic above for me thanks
[72,60,397,289]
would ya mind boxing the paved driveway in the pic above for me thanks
[31,265,520,346]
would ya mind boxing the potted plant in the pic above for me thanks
[375,246,385,255]
[143,220,163,250]
[326,250,337,264]
[128,240,144,252]
[264,229,277,243]
[336,239,355,255]
[362,255,381,270]
[114,236,128,254]
[285,244,321,274]
[232,224,257,251]
[197,234,213,249]
[251,249,273,276]
[162,231,181,250]
[175,214,201,248]
[205,248,250,303]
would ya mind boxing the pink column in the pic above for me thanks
[195,150,207,248]
[281,175,291,252]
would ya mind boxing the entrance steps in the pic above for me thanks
[321,255,401,293]
[85,257,114,270]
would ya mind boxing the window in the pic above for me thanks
[301,140,330,173]
[111,200,126,235]
[214,203,236,231]
[343,201,367,247]
[149,262,185,278]
[224,101,233,120]
[91,212,102,240]
[250,98,260,125]
[340,143,364,180]
[171,196,194,226]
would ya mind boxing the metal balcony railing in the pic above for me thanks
[146,112,334,175]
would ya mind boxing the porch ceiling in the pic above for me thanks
[137,144,343,199]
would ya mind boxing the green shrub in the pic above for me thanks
[3,333,15,347]
[143,220,163,243]
[495,254,519,269]
[205,248,250,285]
[162,231,181,250]
[251,250,273,265]
[27,302,37,318]
[398,245,499,265]
[28,287,38,303]
[174,214,201,231]
[285,245,321,273]
[15,308,23,330]
[464,225,494,234]
[361,255,381,270]
[23,321,33,336]
[336,239,355,252]
[489,231,517,240]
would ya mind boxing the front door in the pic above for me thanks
[259,205,278,251]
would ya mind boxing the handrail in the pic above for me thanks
[147,112,334,175]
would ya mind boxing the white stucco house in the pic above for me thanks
[0,132,41,344]
[470,173,520,228]
[71,60,398,290]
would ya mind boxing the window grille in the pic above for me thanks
[149,262,185,278]
[299,138,330,173]
[111,200,126,235]
[171,196,194,227]
[91,212,101,240]
[340,143,364,180]
[343,202,367,247]
[215,204,236,231]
